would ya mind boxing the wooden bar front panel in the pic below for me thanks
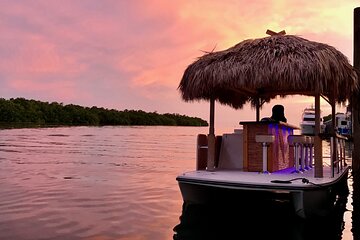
[242,122,295,172]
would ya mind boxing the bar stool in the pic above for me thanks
[255,134,275,174]
[288,135,307,173]
[307,136,314,169]
[302,136,310,170]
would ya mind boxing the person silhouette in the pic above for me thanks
[270,104,287,122]
[261,104,287,122]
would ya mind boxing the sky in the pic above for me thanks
[0,0,359,132]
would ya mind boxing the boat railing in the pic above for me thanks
[196,131,348,177]
[196,134,208,170]
[196,134,222,170]
[330,134,348,178]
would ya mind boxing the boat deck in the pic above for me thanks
[177,165,350,191]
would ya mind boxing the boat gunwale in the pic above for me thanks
[176,166,350,192]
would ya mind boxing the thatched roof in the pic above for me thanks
[178,34,359,109]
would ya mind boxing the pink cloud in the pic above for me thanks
[1,35,85,74]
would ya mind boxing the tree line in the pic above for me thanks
[0,98,208,127]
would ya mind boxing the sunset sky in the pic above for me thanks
[0,0,359,131]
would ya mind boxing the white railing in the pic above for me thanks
[330,134,347,178]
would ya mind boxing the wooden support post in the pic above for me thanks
[207,98,215,171]
[331,101,337,175]
[314,94,323,178]
[256,98,260,122]
[353,7,360,180]
[352,7,360,239]
[209,98,215,135]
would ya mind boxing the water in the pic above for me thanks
[0,126,356,239]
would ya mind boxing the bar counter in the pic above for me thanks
[240,121,299,172]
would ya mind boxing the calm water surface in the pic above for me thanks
[0,126,356,239]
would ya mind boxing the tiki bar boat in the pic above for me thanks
[176,31,359,219]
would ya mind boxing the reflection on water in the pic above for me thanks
[0,126,206,240]
[174,191,349,240]
[353,172,360,239]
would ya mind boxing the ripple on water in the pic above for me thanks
[0,126,207,239]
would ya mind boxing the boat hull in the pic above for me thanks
[300,124,315,135]
[177,167,349,219]
[300,123,326,135]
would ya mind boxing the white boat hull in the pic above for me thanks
[300,124,315,135]
[300,124,326,135]
[177,166,349,219]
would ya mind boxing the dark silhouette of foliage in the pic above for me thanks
[0,98,208,127]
